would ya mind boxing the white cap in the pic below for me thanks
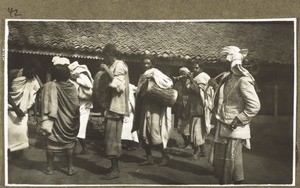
[52,56,70,65]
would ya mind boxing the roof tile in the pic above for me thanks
[8,21,294,65]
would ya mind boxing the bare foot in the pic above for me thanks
[184,144,193,149]
[99,171,120,180]
[67,168,77,176]
[138,159,154,166]
[158,155,170,166]
[102,167,112,173]
[43,168,53,175]
[79,150,89,155]
[191,154,199,161]
[199,152,206,157]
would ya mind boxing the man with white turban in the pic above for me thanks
[40,57,80,176]
[209,46,261,184]
[52,56,70,66]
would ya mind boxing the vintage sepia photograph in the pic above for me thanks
[4,19,296,186]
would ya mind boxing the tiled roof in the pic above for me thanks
[8,21,294,65]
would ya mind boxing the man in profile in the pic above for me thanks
[98,44,130,180]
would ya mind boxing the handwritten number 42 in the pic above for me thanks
[8,8,22,17]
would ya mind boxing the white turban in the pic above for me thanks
[220,46,248,67]
[220,46,254,81]
[52,56,70,66]
[179,67,190,75]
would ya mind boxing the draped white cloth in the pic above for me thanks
[136,68,173,148]
[69,62,93,139]
[121,84,139,142]
[193,72,214,134]
[8,74,40,151]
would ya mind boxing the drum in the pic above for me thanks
[145,80,178,107]
[92,70,112,111]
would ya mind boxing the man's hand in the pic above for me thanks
[100,63,114,80]
[15,108,25,118]
[8,93,25,117]
[70,72,80,80]
[100,64,109,72]
[208,79,218,89]
[229,117,243,130]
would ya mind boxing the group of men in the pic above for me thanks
[173,46,261,184]
[7,44,261,184]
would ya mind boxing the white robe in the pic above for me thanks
[8,75,40,151]
[137,68,173,148]
[69,64,93,139]
[121,84,139,142]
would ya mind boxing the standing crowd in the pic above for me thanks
[7,44,260,184]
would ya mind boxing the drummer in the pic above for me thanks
[132,58,173,166]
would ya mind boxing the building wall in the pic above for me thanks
[255,64,294,116]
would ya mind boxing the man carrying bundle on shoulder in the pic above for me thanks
[132,58,176,167]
